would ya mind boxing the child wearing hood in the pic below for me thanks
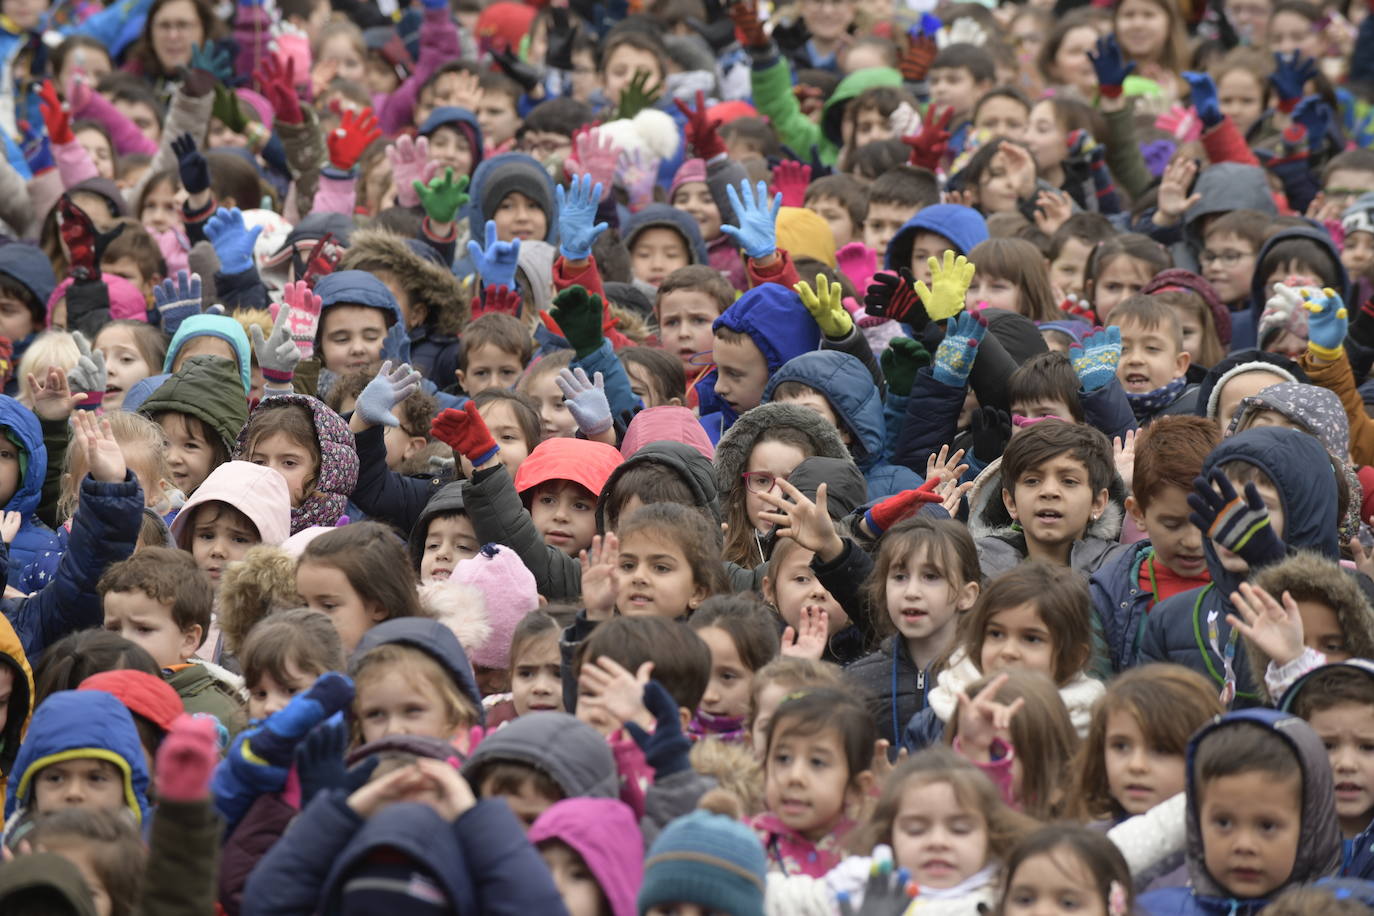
[162,314,254,395]
[0,244,58,395]
[0,614,31,809]
[237,394,360,533]
[529,797,643,916]
[0,393,59,578]
[138,354,250,497]
[311,270,406,393]
[1137,709,1342,915]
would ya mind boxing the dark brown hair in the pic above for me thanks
[1194,720,1301,785]
[240,607,345,690]
[967,238,1059,321]
[996,825,1134,916]
[299,521,425,623]
[619,346,686,406]
[1001,418,1114,499]
[723,426,819,569]
[101,219,166,284]
[959,561,1094,685]
[655,264,735,315]
[473,388,542,455]
[243,402,321,498]
[617,502,728,607]
[766,688,876,788]
[869,517,981,640]
[32,631,159,708]
[1008,352,1086,423]
[1084,234,1173,309]
[98,547,213,646]
[508,610,560,673]
[459,313,535,370]
[689,595,782,673]
[29,809,145,916]
[574,615,711,712]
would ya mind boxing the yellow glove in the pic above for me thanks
[794,272,853,339]
[913,251,976,322]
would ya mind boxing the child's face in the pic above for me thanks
[1217,70,1265,137]
[602,46,663,102]
[1343,231,1374,279]
[909,231,958,289]
[477,94,521,150]
[1267,9,1320,59]
[0,435,19,507]
[891,780,990,890]
[966,272,1020,314]
[865,202,917,256]
[975,150,1024,215]
[95,324,154,411]
[1215,370,1287,433]
[671,181,721,243]
[1002,455,1108,555]
[807,195,856,248]
[630,228,691,288]
[1050,237,1093,297]
[481,772,560,826]
[1117,318,1189,393]
[1011,398,1076,424]
[885,544,976,650]
[1169,305,1206,366]
[1199,769,1302,899]
[1213,478,1283,573]
[429,125,475,178]
[511,633,563,716]
[319,305,387,375]
[658,289,720,371]
[975,97,1028,142]
[1115,0,1168,61]
[478,400,533,476]
[494,190,548,243]
[357,667,459,745]
[766,547,850,637]
[33,758,124,814]
[696,625,753,719]
[1200,232,1257,306]
[1104,708,1185,816]
[103,589,198,668]
[1051,27,1099,96]
[0,291,33,344]
[1128,485,1207,579]
[76,127,114,181]
[296,560,385,654]
[115,99,162,144]
[1324,170,1374,212]
[102,255,155,298]
[459,342,525,394]
[774,389,843,439]
[980,601,1056,679]
[3,0,46,32]
[189,502,258,584]
[141,179,184,235]
[317,34,365,84]
[712,333,769,415]
[247,660,315,721]
[531,481,597,556]
[1025,101,1066,173]
[745,440,808,535]
[1002,847,1108,916]
[527,369,578,439]
[159,413,215,495]
[765,722,860,840]
[1295,598,1347,661]
[851,104,895,148]
[625,360,671,408]
[1306,702,1374,836]
[1092,256,1153,322]
[247,431,316,507]
[539,841,606,916]
[616,528,705,618]
[799,0,855,40]
[928,67,984,116]
[420,514,480,582]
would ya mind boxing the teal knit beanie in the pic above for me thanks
[637,811,767,916]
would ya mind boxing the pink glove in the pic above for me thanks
[772,160,811,208]
[387,135,432,209]
[836,242,878,295]
[156,714,220,802]
[283,279,323,358]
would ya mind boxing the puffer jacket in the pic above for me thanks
[0,614,30,808]
[0,395,58,579]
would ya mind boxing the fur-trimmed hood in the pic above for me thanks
[712,402,852,498]
[338,227,469,336]
[216,545,298,655]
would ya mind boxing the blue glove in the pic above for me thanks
[555,367,612,436]
[1069,325,1122,392]
[919,11,942,35]
[1290,96,1333,150]
[294,717,351,808]
[1303,287,1348,354]
[154,270,202,336]
[931,311,988,389]
[1182,71,1222,128]
[1270,51,1319,109]
[356,360,422,427]
[171,132,209,196]
[721,180,782,260]
[247,671,354,766]
[421,0,446,9]
[380,320,412,366]
[205,207,264,275]
[623,680,692,779]
[556,173,609,261]
[1088,34,1134,97]
[467,219,521,290]
[21,127,52,176]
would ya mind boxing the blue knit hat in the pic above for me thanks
[637,811,767,916]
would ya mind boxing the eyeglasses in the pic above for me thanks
[1200,249,1249,268]
[742,471,786,493]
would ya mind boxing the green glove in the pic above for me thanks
[614,70,662,121]
[414,168,471,224]
[880,337,931,398]
[550,285,605,360]
[213,84,249,135]
[794,272,853,339]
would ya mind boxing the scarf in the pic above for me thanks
[687,709,748,743]
[1126,376,1188,421]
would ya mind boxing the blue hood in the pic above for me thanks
[0,242,56,318]
[623,204,710,268]
[0,394,45,517]
[764,350,882,467]
[350,617,484,726]
[163,314,253,394]
[714,284,821,374]
[885,204,988,271]
[6,690,150,823]
[465,152,557,245]
[417,105,484,174]
[1245,225,1349,350]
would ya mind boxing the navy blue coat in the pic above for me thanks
[0,396,59,580]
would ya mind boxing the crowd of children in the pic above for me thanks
[2,0,1374,912]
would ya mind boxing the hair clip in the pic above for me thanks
[1108,880,1128,916]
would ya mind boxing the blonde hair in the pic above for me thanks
[747,656,844,731]
[351,643,477,744]
[234,309,274,367]
[17,331,80,407]
[61,410,169,519]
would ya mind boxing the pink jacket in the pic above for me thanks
[748,811,855,877]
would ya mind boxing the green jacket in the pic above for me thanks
[137,355,250,461]
[166,662,245,740]
[751,58,903,165]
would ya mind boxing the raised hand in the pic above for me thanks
[327,107,381,172]
[836,846,919,916]
[256,54,303,125]
[387,135,432,208]
[189,41,234,84]
[556,367,612,436]
[154,269,203,335]
[37,80,73,145]
[756,478,844,562]
[212,83,249,136]
[1033,188,1074,237]
[25,366,81,422]
[1227,581,1306,667]
[0,511,21,545]
[67,331,107,409]
[355,360,422,427]
[914,250,976,322]
[414,167,471,225]
[492,45,541,94]
[865,477,943,535]
[879,337,931,398]
[430,402,499,466]
[900,26,938,82]
[467,220,521,290]
[1270,50,1319,112]
[470,284,523,321]
[622,679,693,778]
[1087,34,1133,98]
[1182,71,1222,128]
[581,656,652,725]
[569,127,617,193]
[780,606,828,660]
[970,406,1011,463]
[903,106,952,171]
[721,180,782,260]
[954,672,1023,762]
[556,173,609,262]
[578,532,620,620]
[864,269,928,328]
[73,410,125,482]
[835,242,878,294]
[729,0,770,50]
[794,272,853,339]
[1188,468,1286,569]
[618,147,660,212]
[772,159,812,208]
[380,321,411,366]
[931,310,988,389]
[549,284,606,359]
[1154,157,1201,226]
[1113,429,1137,492]
[1302,286,1347,357]
[613,70,662,121]
[205,207,264,275]
[249,305,300,387]
[171,133,210,196]
[281,280,323,359]
[1069,325,1122,392]
[1289,96,1333,151]
[675,90,727,160]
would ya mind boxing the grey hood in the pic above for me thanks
[461,711,618,799]
[596,440,721,530]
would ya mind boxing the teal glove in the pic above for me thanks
[1069,325,1121,392]
[880,337,931,398]
[931,311,987,389]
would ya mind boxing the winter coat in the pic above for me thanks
[353,617,484,725]
[595,440,721,531]
[765,350,922,500]
[138,798,223,916]
[1237,225,1348,352]
[349,423,451,536]
[234,394,359,533]
[463,711,619,798]
[0,395,58,580]
[845,636,936,749]
[0,615,30,807]
[169,461,292,551]
[749,810,855,877]
[1192,349,1306,423]
[241,794,566,916]
[163,315,254,393]
[137,355,251,471]
[1299,348,1374,467]
[1138,709,1341,915]
[749,55,900,165]
[166,662,245,739]
[1138,428,1340,705]
[528,798,642,916]
[696,285,823,443]
[1089,540,1209,676]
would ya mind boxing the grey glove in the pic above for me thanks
[250,306,301,387]
[67,331,107,397]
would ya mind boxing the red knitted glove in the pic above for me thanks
[431,402,499,465]
[471,284,523,320]
[903,106,952,171]
[256,54,303,126]
[156,715,219,802]
[772,159,811,207]
[327,106,381,172]
[730,0,769,50]
[864,477,943,534]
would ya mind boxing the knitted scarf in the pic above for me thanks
[1126,376,1188,421]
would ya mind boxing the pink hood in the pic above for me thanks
[170,461,292,549]
[620,406,714,460]
[527,798,643,916]
[48,275,148,325]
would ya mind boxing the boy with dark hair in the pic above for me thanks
[1321,149,1374,207]
[515,98,594,166]
[718,118,780,161]
[1090,415,1219,674]
[1008,351,1087,425]
[1252,226,1348,354]
[1201,208,1270,311]
[100,221,167,299]
[804,174,868,250]
[1049,212,1115,300]
[655,265,735,394]
[475,71,524,155]
[926,43,995,154]
[456,313,534,396]
[863,165,939,256]
[0,243,57,382]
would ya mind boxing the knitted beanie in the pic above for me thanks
[450,544,537,670]
[1342,191,1374,237]
[669,158,707,203]
[47,275,148,325]
[637,811,767,916]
